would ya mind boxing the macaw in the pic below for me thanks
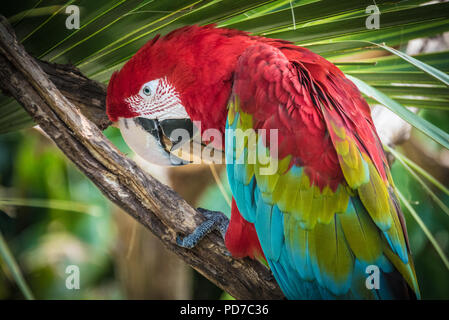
[106,25,420,299]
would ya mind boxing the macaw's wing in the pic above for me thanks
[225,42,420,299]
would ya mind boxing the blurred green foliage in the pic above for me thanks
[0,130,119,299]
[389,110,449,299]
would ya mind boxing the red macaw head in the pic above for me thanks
[106,25,254,165]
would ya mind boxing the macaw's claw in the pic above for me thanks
[176,208,229,249]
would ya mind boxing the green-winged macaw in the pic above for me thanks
[106,25,420,299]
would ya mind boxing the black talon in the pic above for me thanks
[176,208,229,250]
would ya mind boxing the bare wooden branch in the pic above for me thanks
[0,15,283,300]
[37,60,111,130]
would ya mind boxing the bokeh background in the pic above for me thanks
[1,0,449,299]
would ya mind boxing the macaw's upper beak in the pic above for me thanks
[118,117,194,166]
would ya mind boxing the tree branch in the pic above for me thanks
[0,16,283,300]
[37,59,111,131]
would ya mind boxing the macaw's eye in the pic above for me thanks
[142,86,152,96]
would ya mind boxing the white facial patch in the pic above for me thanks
[118,118,174,166]
[125,77,189,120]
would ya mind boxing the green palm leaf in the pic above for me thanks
[348,75,449,149]
[0,230,34,300]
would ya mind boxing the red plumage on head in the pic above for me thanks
[106,25,255,130]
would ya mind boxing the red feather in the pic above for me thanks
[225,198,264,260]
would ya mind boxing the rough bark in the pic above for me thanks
[0,16,283,300]
[37,59,111,130]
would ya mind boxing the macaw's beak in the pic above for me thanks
[118,117,194,166]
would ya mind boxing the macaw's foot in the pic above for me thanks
[176,208,229,249]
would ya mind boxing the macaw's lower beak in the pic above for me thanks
[118,117,194,166]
